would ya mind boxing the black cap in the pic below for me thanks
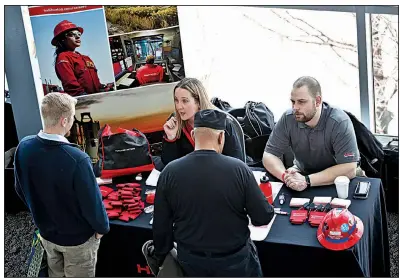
[194,109,227,130]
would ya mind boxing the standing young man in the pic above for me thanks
[14,93,109,277]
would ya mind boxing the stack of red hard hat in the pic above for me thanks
[100,183,144,222]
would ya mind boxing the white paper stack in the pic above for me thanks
[248,215,276,241]
[289,198,310,207]
[312,197,332,205]
[96,177,112,185]
[330,198,351,208]
[146,169,161,186]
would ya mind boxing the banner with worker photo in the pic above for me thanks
[29,6,116,97]
[73,6,187,137]
[105,6,186,91]
[29,6,186,154]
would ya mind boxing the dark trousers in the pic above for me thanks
[177,240,263,277]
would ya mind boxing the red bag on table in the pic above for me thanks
[94,125,154,179]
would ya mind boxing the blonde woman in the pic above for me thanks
[161,77,242,166]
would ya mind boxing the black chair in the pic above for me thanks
[220,110,246,163]
[228,108,245,119]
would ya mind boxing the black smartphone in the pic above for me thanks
[353,181,371,199]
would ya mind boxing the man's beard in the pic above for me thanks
[294,107,317,123]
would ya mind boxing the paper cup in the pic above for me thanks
[334,176,350,199]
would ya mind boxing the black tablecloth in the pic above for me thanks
[96,174,390,277]
[260,177,390,277]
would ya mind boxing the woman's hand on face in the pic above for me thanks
[163,116,179,140]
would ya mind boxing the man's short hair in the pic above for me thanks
[146,55,155,64]
[293,76,322,99]
[194,127,224,140]
[41,93,77,128]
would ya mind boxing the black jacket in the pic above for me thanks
[161,119,243,166]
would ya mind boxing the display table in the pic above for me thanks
[95,173,390,277]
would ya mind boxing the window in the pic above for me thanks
[179,7,360,119]
[370,14,398,136]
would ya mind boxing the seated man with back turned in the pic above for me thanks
[14,93,109,277]
[153,109,274,277]
[136,54,164,85]
[263,76,360,191]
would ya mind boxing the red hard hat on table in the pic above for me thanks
[317,208,364,251]
[51,20,84,46]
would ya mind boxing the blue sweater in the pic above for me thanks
[14,135,109,246]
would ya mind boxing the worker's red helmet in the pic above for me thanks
[317,208,364,251]
[51,20,84,46]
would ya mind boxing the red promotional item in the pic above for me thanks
[118,214,130,222]
[107,191,119,200]
[99,186,113,198]
[290,210,308,224]
[102,181,144,222]
[121,195,136,199]
[128,209,140,214]
[107,207,122,213]
[259,175,273,204]
[107,211,120,218]
[126,203,140,209]
[103,200,113,210]
[317,208,364,251]
[146,193,155,204]
[128,212,142,221]
[125,183,141,188]
[123,198,139,204]
[308,211,327,227]
[108,195,119,201]
[290,203,310,224]
[119,190,133,196]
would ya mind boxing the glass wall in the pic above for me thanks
[179,6,399,135]
[370,14,398,135]
[179,6,360,119]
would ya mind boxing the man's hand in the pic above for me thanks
[285,166,300,175]
[95,233,103,239]
[284,172,307,191]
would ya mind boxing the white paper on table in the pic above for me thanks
[248,215,276,241]
[118,78,135,87]
[146,169,161,186]
[96,177,112,185]
[252,171,283,201]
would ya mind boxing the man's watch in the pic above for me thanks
[305,175,311,188]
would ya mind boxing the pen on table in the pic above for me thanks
[274,208,289,215]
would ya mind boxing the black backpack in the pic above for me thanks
[242,101,275,139]
[211,97,232,112]
[345,111,385,177]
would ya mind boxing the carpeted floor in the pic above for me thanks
[388,212,399,277]
[4,211,399,277]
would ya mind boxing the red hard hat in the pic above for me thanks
[51,20,84,46]
[317,208,364,251]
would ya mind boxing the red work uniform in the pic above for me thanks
[55,51,101,96]
[136,64,164,85]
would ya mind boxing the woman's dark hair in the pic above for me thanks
[53,28,80,65]
[53,35,69,65]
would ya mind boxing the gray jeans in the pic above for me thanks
[40,235,100,277]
